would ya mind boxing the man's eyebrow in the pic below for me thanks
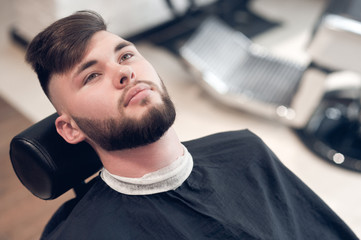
[76,60,97,76]
[114,41,133,52]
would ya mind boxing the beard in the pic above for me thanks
[72,80,176,151]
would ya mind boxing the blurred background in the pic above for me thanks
[1,0,361,239]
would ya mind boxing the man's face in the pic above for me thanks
[50,30,176,150]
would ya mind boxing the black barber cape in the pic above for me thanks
[43,130,357,240]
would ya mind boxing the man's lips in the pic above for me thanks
[123,83,152,107]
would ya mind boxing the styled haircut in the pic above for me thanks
[25,10,107,97]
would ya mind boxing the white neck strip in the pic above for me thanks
[100,145,193,195]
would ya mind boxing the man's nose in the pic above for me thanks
[112,65,136,89]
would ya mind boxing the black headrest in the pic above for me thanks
[9,113,102,200]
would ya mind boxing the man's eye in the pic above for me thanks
[120,53,133,62]
[84,73,100,85]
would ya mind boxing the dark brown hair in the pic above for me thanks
[25,10,107,97]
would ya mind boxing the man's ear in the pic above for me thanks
[55,115,85,144]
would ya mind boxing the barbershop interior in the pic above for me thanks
[1,0,361,239]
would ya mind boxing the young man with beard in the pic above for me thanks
[25,10,357,240]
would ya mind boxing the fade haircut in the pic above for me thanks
[25,10,107,98]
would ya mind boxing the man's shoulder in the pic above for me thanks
[183,129,268,156]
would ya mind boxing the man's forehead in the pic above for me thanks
[86,30,133,53]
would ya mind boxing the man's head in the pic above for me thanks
[26,11,176,151]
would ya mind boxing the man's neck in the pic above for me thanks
[94,128,183,178]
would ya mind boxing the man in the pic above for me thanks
[26,10,357,240]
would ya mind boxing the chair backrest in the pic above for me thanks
[9,113,102,200]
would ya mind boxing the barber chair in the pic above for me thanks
[296,0,361,173]
[179,0,361,172]
[9,113,102,236]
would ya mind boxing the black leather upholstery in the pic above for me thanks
[9,113,102,200]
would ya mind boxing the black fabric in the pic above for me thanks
[42,130,357,240]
